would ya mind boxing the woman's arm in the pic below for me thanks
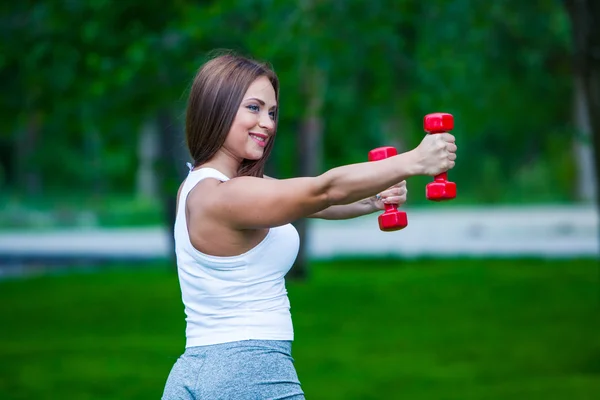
[306,197,377,220]
[263,176,407,221]
[307,181,407,220]
[189,133,455,230]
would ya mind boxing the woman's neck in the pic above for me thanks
[196,150,241,179]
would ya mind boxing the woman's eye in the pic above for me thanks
[247,104,260,112]
[269,111,276,120]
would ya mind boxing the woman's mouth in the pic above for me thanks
[249,133,268,147]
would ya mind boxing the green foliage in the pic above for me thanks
[0,0,579,204]
[0,193,163,229]
[0,258,598,399]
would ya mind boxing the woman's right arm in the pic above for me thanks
[190,133,457,229]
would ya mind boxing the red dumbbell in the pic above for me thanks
[368,146,408,231]
[424,113,456,201]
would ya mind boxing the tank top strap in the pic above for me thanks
[178,167,230,215]
[187,167,230,183]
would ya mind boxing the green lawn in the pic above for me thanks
[0,258,598,399]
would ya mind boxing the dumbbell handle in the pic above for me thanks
[424,113,456,201]
[368,147,398,213]
[368,146,408,231]
[433,171,448,182]
[382,202,398,213]
[424,114,453,181]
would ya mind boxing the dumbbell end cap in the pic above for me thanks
[378,210,408,231]
[424,113,454,133]
[368,146,398,161]
[426,181,456,201]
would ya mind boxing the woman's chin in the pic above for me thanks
[245,150,265,160]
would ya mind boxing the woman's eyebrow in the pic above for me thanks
[245,97,277,108]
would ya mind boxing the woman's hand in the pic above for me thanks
[372,181,408,210]
[411,133,457,176]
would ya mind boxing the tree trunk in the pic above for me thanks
[156,109,187,267]
[83,106,104,199]
[136,118,160,199]
[18,112,42,196]
[564,0,600,250]
[291,114,323,281]
[573,74,596,202]
[0,138,10,189]
[290,68,326,281]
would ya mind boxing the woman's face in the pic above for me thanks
[223,76,277,162]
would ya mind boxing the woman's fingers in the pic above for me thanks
[380,182,408,204]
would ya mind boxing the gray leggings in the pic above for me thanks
[162,340,305,399]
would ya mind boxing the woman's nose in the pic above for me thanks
[259,113,275,131]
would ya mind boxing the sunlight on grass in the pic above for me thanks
[0,258,598,399]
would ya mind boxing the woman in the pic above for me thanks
[162,53,457,399]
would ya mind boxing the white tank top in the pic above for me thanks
[174,167,300,347]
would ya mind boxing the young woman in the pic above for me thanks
[162,53,457,399]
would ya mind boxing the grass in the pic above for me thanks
[0,258,598,399]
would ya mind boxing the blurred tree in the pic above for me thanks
[564,0,600,238]
[0,0,583,217]
[291,0,327,280]
[407,0,574,203]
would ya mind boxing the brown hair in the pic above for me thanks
[185,52,279,178]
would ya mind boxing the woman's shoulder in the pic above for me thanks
[190,166,231,181]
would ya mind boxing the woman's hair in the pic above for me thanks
[185,51,279,178]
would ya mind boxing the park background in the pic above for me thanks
[1,1,599,399]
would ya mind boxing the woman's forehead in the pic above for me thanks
[244,77,276,101]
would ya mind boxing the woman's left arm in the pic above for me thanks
[263,175,407,220]
[306,181,407,220]
[306,196,378,220]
